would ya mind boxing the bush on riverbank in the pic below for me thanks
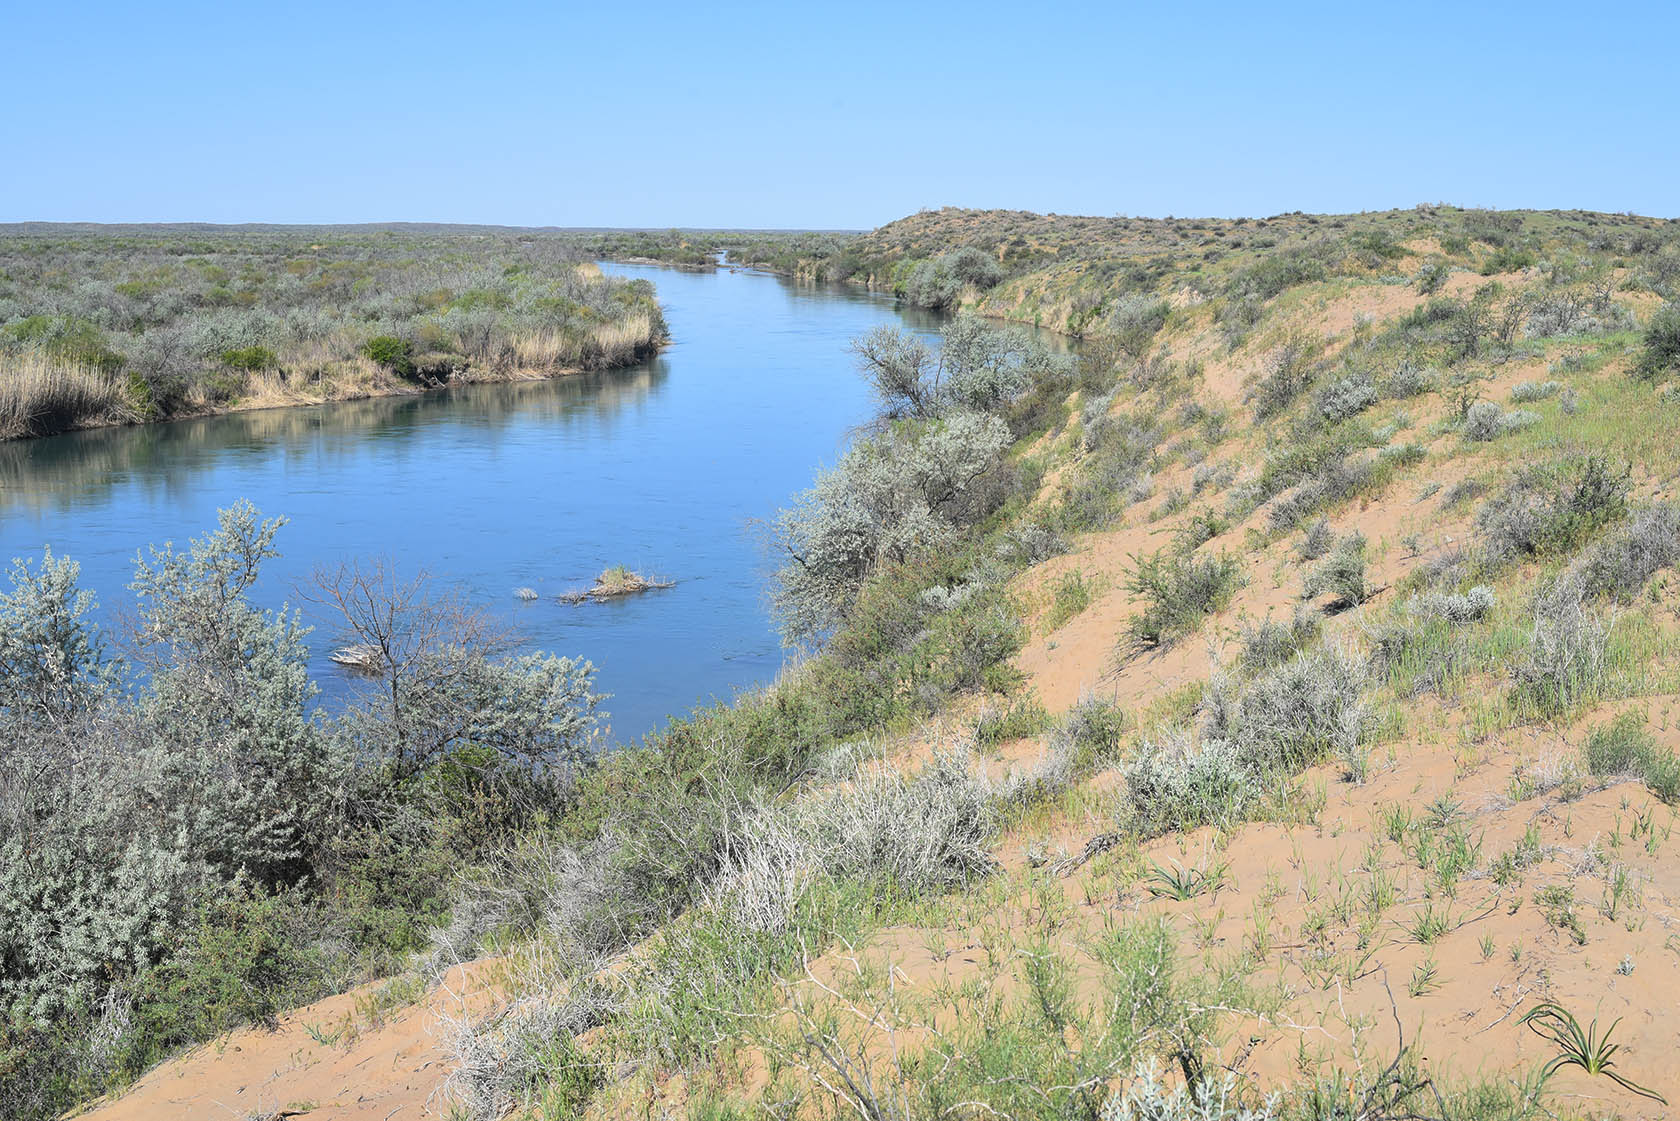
[0,505,604,1120]
[773,317,1066,643]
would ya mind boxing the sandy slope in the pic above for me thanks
[74,963,498,1121]
[77,265,1680,1119]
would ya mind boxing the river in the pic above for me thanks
[0,262,946,742]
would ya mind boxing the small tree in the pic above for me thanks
[942,246,1004,290]
[309,560,602,791]
[1247,330,1315,420]
[1,504,335,1035]
[1446,284,1500,360]
[129,501,327,882]
[850,317,1064,423]
[851,327,939,419]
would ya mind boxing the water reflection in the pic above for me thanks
[0,361,671,519]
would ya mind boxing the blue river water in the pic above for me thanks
[0,262,945,743]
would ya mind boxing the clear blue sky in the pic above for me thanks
[6,1,1676,227]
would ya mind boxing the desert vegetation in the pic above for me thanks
[0,224,667,438]
[763,205,1677,340]
[20,203,1680,1121]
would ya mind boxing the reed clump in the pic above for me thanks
[0,349,136,439]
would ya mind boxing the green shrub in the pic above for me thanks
[1584,713,1653,777]
[1645,749,1680,804]
[1216,293,1264,348]
[1239,605,1321,671]
[1398,295,1461,330]
[1534,885,1586,944]
[2,315,126,375]
[1447,285,1502,358]
[1060,694,1130,765]
[1378,441,1426,468]
[1348,229,1406,262]
[220,345,277,371]
[1583,713,1680,802]
[125,370,158,419]
[1123,548,1243,649]
[1173,507,1229,552]
[1247,332,1316,421]
[944,246,1005,290]
[1304,532,1370,607]
[363,334,416,376]
[1480,246,1536,275]
[202,368,246,403]
[1265,451,1377,533]
[1477,455,1630,562]
[1230,249,1327,300]
[896,247,1006,309]
[1107,294,1171,361]
[976,696,1050,746]
[1636,302,1680,380]
[127,888,330,1058]
[919,591,1026,696]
